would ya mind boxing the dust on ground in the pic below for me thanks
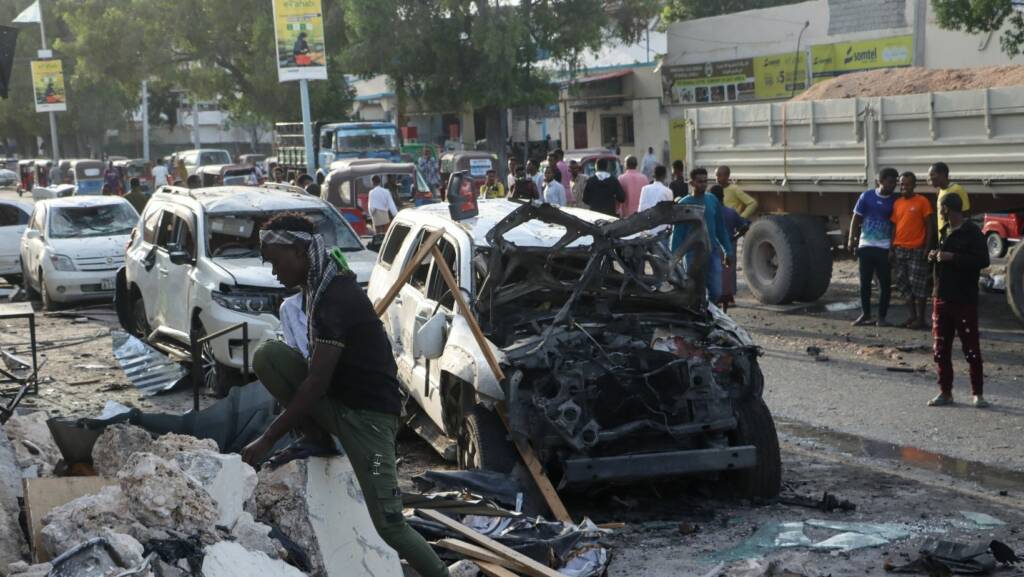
[793,65,1024,101]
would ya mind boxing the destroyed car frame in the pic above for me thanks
[366,199,781,497]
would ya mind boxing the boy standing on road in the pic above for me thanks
[929,162,970,233]
[927,194,989,408]
[890,171,934,329]
[848,167,899,327]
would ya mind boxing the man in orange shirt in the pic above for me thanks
[890,171,934,329]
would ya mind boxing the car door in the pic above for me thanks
[0,202,29,276]
[152,209,197,336]
[127,205,166,329]
[19,206,46,289]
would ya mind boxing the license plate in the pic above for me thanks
[101,278,115,291]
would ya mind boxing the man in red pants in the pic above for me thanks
[927,194,990,408]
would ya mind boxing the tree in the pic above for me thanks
[660,0,802,22]
[932,0,1024,57]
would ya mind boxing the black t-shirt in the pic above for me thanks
[312,275,403,415]
[582,175,625,216]
[669,178,688,199]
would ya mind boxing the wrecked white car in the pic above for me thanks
[366,199,781,497]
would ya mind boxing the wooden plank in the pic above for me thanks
[417,509,563,577]
[477,561,523,577]
[428,246,505,382]
[374,228,446,317]
[24,477,116,562]
[497,408,573,525]
[435,539,528,572]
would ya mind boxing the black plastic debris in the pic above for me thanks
[111,330,187,396]
[47,537,153,577]
[413,470,524,509]
[989,540,1020,566]
[886,537,996,575]
[779,491,856,512]
[144,535,205,576]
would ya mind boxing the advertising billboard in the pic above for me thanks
[30,59,66,112]
[272,0,328,82]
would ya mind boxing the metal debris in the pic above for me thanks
[110,330,186,397]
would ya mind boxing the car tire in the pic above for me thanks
[789,215,833,302]
[725,397,782,500]
[130,294,150,339]
[20,263,38,299]
[987,232,1008,260]
[458,404,517,474]
[1006,244,1024,326]
[39,271,58,311]
[741,216,808,305]
[195,323,242,398]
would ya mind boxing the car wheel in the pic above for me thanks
[987,232,1008,260]
[195,324,241,398]
[458,404,517,474]
[131,295,150,338]
[39,271,58,311]
[725,397,782,500]
[20,263,38,299]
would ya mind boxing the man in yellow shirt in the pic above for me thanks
[715,165,759,219]
[479,169,506,199]
[928,162,969,232]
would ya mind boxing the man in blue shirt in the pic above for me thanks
[848,167,899,327]
[671,167,732,303]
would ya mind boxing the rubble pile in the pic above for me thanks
[3,412,61,478]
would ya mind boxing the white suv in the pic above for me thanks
[116,184,377,394]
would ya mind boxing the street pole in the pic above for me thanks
[36,4,58,162]
[299,78,315,174]
[191,98,200,149]
[141,80,150,161]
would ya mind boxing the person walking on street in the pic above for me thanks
[929,161,969,233]
[244,214,451,577]
[554,149,574,205]
[711,185,750,312]
[638,164,673,237]
[124,178,148,214]
[417,147,440,194]
[368,175,398,235]
[927,194,989,408]
[479,169,505,199]
[641,146,658,181]
[669,160,688,199]
[582,158,626,216]
[151,158,169,189]
[848,167,899,327]
[542,165,566,205]
[672,168,732,304]
[618,155,648,217]
[48,162,62,188]
[569,160,587,208]
[104,161,123,196]
[890,171,934,330]
[715,165,758,219]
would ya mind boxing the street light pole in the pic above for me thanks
[36,2,58,162]
[141,80,150,161]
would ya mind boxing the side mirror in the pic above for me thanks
[413,312,447,360]
[24,229,41,240]
[168,250,194,266]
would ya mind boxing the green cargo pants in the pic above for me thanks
[253,340,449,577]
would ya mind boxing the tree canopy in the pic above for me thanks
[932,0,1024,57]
[660,0,802,23]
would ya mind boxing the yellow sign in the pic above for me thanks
[272,0,328,82]
[30,59,66,113]
[754,52,808,99]
[669,119,687,165]
[812,35,913,80]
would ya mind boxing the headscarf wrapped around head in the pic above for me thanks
[259,229,338,351]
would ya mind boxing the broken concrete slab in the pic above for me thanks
[26,476,116,562]
[0,423,27,573]
[6,561,51,577]
[117,452,219,535]
[0,423,21,503]
[39,486,145,561]
[231,512,284,560]
[201,541,308,577]
[91,423,154,477]
[161,448,256,528]
[255,457,402,577]
[150,433,219,459]
[4,412,61,477]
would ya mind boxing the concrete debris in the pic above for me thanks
[201,541,308,577]
[0,424,28,572]
[150,433,219,459]
[40,486,149,559]
[6,561,51,577]
[0,424,21,502]
[3,411,61,477]
[231,512,285,560]
[255,457,402,577]
[117,452,219,535]
[161,447,256,528]
[448,559,481,577]
[91,423,154,477]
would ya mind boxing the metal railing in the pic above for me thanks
[189,322,248,412]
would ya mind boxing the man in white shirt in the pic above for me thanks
[641,147,658,181]
[279,292,309,358]
[367,175,398,234]
[151,159,169,190]
[638,165,673,238]
[542,165,566,206]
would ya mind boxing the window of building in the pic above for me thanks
[600,116,618,148]
[622,115,635,146]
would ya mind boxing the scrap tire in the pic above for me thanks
[459,404,517,475]
[741,216,808,305]
[726,398,782,500]
[1007,244,1024,326]
[988,232,1008,260]
[789,215,833,302]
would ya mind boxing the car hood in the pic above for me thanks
[46,236,130,258]
[212,251,377,288]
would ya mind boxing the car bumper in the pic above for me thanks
[198,303,281,371]
[44,269,118,303]
[561,446,758,486]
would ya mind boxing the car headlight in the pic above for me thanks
[49,254,76,271]
[212,291,277,314]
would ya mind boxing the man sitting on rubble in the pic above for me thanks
[242,213,450,577]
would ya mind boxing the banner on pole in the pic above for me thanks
[272,0,327,83]
[30,59,66,112]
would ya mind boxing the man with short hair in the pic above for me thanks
[245,214,451,577]
[848,167,899,327]
[509,166,538,200]
[151,158,169,189]
[890,171,934,330]
[367,174,398,234]
[582,158,626,216]
[272,166,286,184]
[48,161,62,188]
[929,161,969,233]
[479,169,506,199]
[927,194,989,408]
[617,155,648,217]
[638,164,673,236]
[669,160,688,199]
[526,160,544,193]
[671,168,732,303]
[641,146,658,180]
[417,147,440,193]
[715,165,758,219]
[124,177,148,214]
[554,149,574,205]
[506,158,518,191]
[542,165,566,205]
[569,160,587,208]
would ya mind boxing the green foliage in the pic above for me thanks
[660,0,802,23]
[931,0,1024,57]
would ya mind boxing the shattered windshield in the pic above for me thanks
[49,203,138,238]
[205,208,362,258]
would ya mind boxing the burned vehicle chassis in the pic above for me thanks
[467,202,780,496]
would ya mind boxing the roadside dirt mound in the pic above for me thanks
[793,65,1024,101]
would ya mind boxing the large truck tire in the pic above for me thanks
[741,216,808,305]
[1007,244,1024,326]
[789,215,833,302]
